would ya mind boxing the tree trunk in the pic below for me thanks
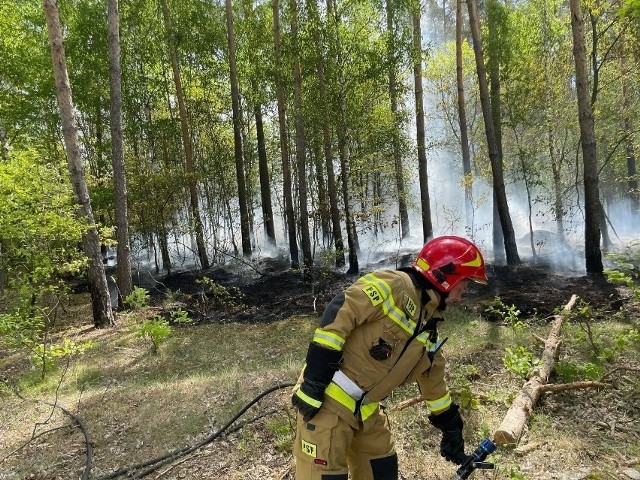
[456,0,474,233]
[311,132,330,243]
[43,0,114,328]
[621,54,639,221]
[412,5,433,243]
[225,0,252,258]
[255,104,276,247]
[550,142,566,243]
[289,0,313,272]
[494,295,578,445]
[467,0,520,265]
[309,0,345,268]
[159,0,209,269]
[273,0,299,269]
[107,0,133,307]
[569,0,603,274]
[329,0,359,274]
[387,0,410,240]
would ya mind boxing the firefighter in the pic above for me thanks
[291,236,488,480]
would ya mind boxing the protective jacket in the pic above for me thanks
[295,268,452,428]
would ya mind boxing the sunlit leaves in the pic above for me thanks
[0,150,86,296]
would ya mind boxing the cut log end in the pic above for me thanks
[493,429,518,446]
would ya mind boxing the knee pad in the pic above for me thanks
[370,453,398,480]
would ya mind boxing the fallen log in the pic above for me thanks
[493,294,578,446]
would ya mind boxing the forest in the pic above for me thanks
[1,0,639,321]
[1,0,640,478]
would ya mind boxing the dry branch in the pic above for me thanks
[392,396,425,411]
[493,294,578,446]
[539,381,611,393]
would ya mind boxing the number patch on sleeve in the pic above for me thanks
[301,439,317,458]
[363,285,383,306]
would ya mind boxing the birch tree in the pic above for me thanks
[43,0,114,327]
[107,0,133,305]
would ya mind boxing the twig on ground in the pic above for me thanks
[0,424,73,464]
[153,452,205,480]
[0,377,93,480]
[539,380,612,393]
[601,366,640,380]
[596,421,640,434]
[392,396,425,411]
[276,462,294,480]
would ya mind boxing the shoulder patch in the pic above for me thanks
[363,284,384,306]
[404,294,418,319]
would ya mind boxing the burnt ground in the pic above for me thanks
[149,259,629,325]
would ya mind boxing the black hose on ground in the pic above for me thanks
[94,381,296,479]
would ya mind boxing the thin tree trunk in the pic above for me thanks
[289,0,312,272]
[550,141,566,243]
[311,132,330,242]
[569,0,603,273]
[225,0,252,258]
[159,0,209,269]
[621,54,639,221]
[255,104,276,247]
[273,0,299,269]
[387,0,410,240]
[158,223,172,274]
[309,0,345,268]
[456,0,473,232]
[467,0,520,264]
[487,0,507,261]
[412,5,433,243]
[107,0,133,307]
[43,0,114,328]
[329,0,358,274]
[0,125,7,160]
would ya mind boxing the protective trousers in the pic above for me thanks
[293,407,398,480]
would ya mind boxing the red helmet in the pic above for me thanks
[412,236,487,293]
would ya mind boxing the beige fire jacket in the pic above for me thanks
[307,269,452,428]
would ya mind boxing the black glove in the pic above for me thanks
[440,428,468,465]
[428,403,470,465]
[292,380,326,421]
[291,342,342,422]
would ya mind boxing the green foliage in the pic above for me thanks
[554,360,604,382]
[0,152,88,375]
[194,277,245,316]
[170,308,193,324]
[450,364,480,409]
[565,301,636,363]
[124,287,151,310]
[266,418,294,453]
[0,151,86,290]
[503,345,540,379]
[132,316,172,354]
[605,242,640,300]
[29,338,96,375]
[484,297,524,330]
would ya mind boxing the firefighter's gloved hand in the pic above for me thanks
[439,428,469,465]
[292,380,326,421]
[291,342,343,422]
[428,403,470,465]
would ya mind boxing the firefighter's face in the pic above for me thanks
[445,279,469,304]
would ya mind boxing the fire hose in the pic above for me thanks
[5,377,496,479]
[98,384,497,479]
